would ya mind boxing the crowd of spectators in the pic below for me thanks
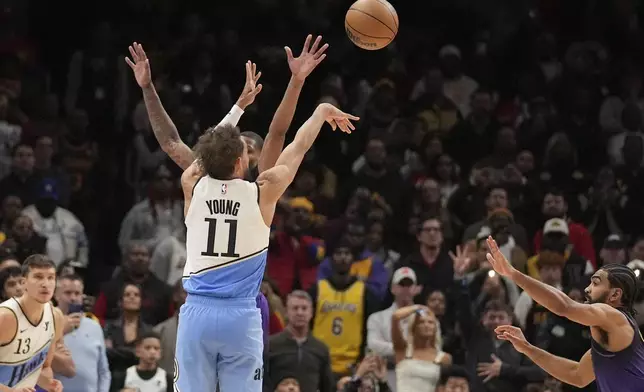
[2,0,644,391]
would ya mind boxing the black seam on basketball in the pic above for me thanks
[374,0,398,30]
[348,8,396,36]
[346,21,392,40]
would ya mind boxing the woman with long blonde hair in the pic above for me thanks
[392,305,451,392]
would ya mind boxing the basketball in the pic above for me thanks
[345,0,398,50]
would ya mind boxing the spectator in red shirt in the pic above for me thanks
[533,189,596,267]
[266,197,324,296]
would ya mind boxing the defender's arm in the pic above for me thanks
[258,35,328,173]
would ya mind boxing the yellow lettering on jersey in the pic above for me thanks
[312,280,365,375]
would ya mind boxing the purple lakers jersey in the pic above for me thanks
[591,310,644,391]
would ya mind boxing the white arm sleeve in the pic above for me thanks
[217,105,244,128]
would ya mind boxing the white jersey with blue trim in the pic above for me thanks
[183,177,270,298]
[0,299,55,389]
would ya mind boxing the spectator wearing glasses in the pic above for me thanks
[389,217,454,305]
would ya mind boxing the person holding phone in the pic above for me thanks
[55,274,111,392]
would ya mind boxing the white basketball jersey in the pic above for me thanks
[183,177,270,298]
[124,366,167,392]
[0,299,55,388]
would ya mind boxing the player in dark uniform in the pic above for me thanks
[486,236,644,391]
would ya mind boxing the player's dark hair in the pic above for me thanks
[136,330,162,345]
[439,365,471,385]
[601,263,639,316]
[22,254,56,276]
[240,131,264,151]
[194,123,244,180]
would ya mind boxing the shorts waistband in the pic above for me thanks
[186,293,256,308]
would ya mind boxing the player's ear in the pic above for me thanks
[611,287,623,302]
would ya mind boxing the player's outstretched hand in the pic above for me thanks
[317,103,359,134]
[485,236,516,278]
[125,42,151,88]
[236,61,263,110]
[285,34,329,81]
[495,325,530,354]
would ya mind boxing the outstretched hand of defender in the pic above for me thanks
[125,42,151,88]
[486,236,516,277]
[318,103,359,134]
[285,34,329,81]
[495,325,530,354]
[236,61,263,110]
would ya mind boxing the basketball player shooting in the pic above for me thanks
[0,255,65,392]
[485,236,644,391]
[174,103,357,392]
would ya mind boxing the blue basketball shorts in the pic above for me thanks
[174,295,264,392]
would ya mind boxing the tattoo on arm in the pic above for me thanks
[141,85,195,169]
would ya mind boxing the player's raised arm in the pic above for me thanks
[495,326,595,387]
[258,34,328,173]
[125,42,194,170]
[485,237,627,332]
[257,103,357,204]
[126,43,262,170]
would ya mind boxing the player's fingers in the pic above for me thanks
[245,61,252,84]
[329,119,337,131]
[125,57,136,70]
[139,44,148,60]
[314,43,329,58]
[252,62,257,77]
[284,46,294,62]
[347,120,356,131]
[314,53,327,66]
[254,71,262,83]
[310,35,322,53]
[128,46,138,62]
[343,112,360,121]
[486,252,495,266]
[253,84,263,96]
[302,34,313,54]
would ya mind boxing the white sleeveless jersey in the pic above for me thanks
[124,366,167,392]
[0,299,55,388]
[183,177,270,298]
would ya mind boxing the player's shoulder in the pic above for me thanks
[0,305,18,322]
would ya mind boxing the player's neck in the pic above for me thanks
[18,295,45,325]
[137,362,157,372]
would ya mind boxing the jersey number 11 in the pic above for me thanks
[201,218,240,258]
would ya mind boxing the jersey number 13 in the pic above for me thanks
[201,218,240,258]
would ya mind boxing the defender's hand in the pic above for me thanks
[235,61,263,110]
[285,34,329,81]
[125,42,151,88]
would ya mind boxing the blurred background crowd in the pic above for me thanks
[1,0,644,391]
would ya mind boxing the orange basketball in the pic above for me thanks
[345,0,398,50]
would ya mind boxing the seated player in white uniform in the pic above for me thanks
[0,254,65,392]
